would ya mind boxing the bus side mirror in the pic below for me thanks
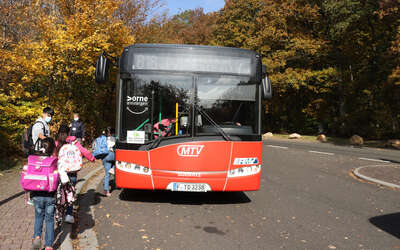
[262,75,272,99]
[95,53,110,84]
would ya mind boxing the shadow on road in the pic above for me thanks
[0,191,25,207]
[75,189,105,237]
[118,189,251,205]
[369,212,400,239]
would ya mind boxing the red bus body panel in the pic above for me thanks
[115,141,262,191]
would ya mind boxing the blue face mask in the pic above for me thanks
[45,116,52,123]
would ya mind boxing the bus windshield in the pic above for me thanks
[120,74,192,143]
[196,75,257,135]
[119,74,257,143]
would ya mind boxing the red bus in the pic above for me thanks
[95,44,272,192]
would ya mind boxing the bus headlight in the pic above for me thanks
[227,165,261,178]
[116,161,152,175]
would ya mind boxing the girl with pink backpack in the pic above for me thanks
[27,137,57,250]
[55,125,95,224]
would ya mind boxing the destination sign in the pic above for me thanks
[132,53,252,75]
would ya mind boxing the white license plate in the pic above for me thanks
[171,183,210,192]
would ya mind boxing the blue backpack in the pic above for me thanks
[92,135,109,159]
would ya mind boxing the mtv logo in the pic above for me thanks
[177,145,205,157]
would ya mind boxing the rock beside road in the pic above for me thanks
[289,133,302,139]
[386,139,400,149]
[350,135,363,146]
[317,134,327,142]
[262,132,273,139]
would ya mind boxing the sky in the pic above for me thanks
[164,0,225,15]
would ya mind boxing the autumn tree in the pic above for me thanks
[214,0,336,134]
[0,0,134,158]
[136,8,217,45]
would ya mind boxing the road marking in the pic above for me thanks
[308,150,334,156]
[359,157,390,163]
[266,145,288,149]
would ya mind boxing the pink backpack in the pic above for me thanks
[58,143,83,172]
[20,155,59,192]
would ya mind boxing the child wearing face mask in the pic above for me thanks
[27,107,55,206]
[31,107,54,151]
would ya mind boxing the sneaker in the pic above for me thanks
[109,167,115,175]
[31,237,41,250]
[65,215,75,224]
[27,199,34,206]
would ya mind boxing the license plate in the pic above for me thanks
[170,183,210,192]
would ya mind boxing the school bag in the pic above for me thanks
[58,143,83,172]
[21,121,46,155]
[92,135,109,159]
[20,155,59,192]
[55,181,76,226]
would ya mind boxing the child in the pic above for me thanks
[31,137,56,250]
[55,124,95,224]
[102,127,116,197]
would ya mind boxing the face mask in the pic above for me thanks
[74,117,79,121]
[45,116,52,123]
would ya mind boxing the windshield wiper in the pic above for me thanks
[195,105,232,141]
[147,135,163,150]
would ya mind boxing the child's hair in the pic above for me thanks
[55,124,70,156]
[105,127,115,136]
[40,137,56,156]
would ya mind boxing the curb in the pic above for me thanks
[77,172,105,250]
[60,165,103,250]
[353,165,400,189]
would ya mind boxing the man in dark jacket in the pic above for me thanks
[70,113,85,144]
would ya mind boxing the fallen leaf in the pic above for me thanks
[112,222,124,227]
[142,235,148,239]
[138,229,146,232]
[106,214,110,219]
[328,245,336,249]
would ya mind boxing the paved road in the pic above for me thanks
[92,141,400,250]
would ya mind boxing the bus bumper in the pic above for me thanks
[115,168,261,191]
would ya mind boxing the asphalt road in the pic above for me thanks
[92,140,400,250]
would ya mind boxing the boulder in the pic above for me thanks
[262,132,273,140]
[317,134,327,142]
[289,133,301,139]
[387,139,400,149]
[350,135,363,146]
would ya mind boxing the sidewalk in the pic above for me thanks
[354,165,400,189]
[0,160,100,250]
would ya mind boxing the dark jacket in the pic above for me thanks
[70,119,85,138]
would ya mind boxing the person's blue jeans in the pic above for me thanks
[33,196,55,247]
[102,151,115,192]
[66,173,77,216]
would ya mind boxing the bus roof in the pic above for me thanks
[125,43,258,55]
